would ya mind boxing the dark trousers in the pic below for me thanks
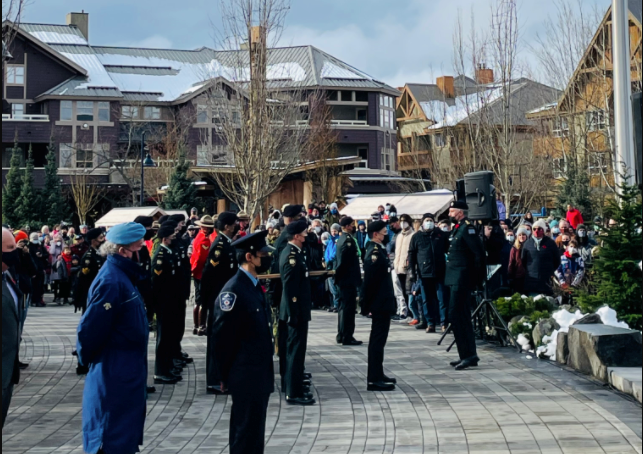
[420,278,440,327]
[367,313,391,383]
[206,303,221,388]
[278,320,288,388]
[448,284,477,360]
[175,300,187,358]
[230,392,270,454]
[194,279,203,306]
[155,308,174,375]
[32,271,44,305]
[337,285,357,344]
[2,384,14,428]
[285,321,308,398]
[397,273,409,306]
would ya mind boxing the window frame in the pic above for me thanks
[121,105,140,120]
[196,105,209,124]
[144,106,161,120]
[586,110,607,132]
[6,65,25,85]
[11,103,24,118]
[77,101,94,121]
[98,102,110,122]
[75,144,94,169]
[553,117,569,137]
[60,101,73,121]
[60,144,74,168]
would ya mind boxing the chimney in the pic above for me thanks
[67,11,89,41]
[475,64,494,85]
[437,76,455,98]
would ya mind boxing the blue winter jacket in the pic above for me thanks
[77,254,149,454]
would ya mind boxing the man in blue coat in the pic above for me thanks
[77,223,150,454]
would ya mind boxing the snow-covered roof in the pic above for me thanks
[20,23,88,45]
[527,102,558,115]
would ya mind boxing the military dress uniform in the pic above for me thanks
[334,232,362,344]
[445,217,485,364]
[135,245,153,323]
[151,245,179,378]
[76,247,105,313]
[171,237,192,359]
[201,233,238,391]
[361,241,397,385]
[279,243,312,400]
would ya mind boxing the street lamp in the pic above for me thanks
[140,131,155,207]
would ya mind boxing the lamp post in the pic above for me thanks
[140,131,155,207]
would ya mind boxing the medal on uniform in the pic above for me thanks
[372,255,378,262]
[215,250,221,258]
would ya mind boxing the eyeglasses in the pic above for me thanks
[534,228,544,232]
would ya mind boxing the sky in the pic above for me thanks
[21,0,610,88]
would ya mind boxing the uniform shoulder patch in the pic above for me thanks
[220,292,237,312]
[468,228,476,235]
[289,258,296,266]
[371,254,378,262]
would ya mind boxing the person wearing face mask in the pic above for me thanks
[334,216,363,347]
[556,232,572,254]
[324,224,342,313]
[439,220,452,233]
[522,220,561,296]
[555,238,586,291]
[190,216,216,337]
[392,215,416,322]
[48,234,66,303]
[53,246,75,305]
[507,227,529,294]
[210,231,276,454]
[133,216,156,328]
[574,224,596,265]
[75,229,107,315]
[325,203,341,228]
[306,220,326,310]
[28,232,49,308]
[407,213,448,333]
[76,222,150,454]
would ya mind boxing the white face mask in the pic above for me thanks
[56,242,62,247]
[423,221,435,231]
[401,221,410,230]
[441,226,450,232]
[578,230,586,238]
[322,240,329,246]
[568,247,577,255]
[507,235,515,242]
[314,227,322,234]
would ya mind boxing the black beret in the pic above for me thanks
[169,214,186,223]
[218,212,238,227]
[450,200,469,210]
[422,213,435,221]
[283,205,303,218]
[339,216,354,227]
[389,216,399,223]
[286,219,308,235]
[134,216,154,228]
[86,228,103,241]
[157,223,177,239]
[158,215,170,225]
[232,230,273,253]
[368,220,387,234]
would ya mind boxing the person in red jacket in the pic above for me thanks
[566,204,584,230]
[191,215,216,336]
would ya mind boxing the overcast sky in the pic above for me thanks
[23,0,609,88]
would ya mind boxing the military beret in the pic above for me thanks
[388,216,399,223]
[286,219,308,235]
[283,205,303,218]
[218,212,238,227]
[86,228,103,241]
[157,223,177,239]
[339,216,354,227]
[169,214,186,223]
[158,215,170,225]
[232,230,274,253]
[134,216,154,228]
[450,200,469,210]
[106,222,146,244]
[368,220,387,234]
[422,213,435,221]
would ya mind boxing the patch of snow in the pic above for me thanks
[266,62,307,82]
[59,51,118,89]
[533,295,544,301]
[597,306,630,329]
[422,85,506,129]
[527,102,558,115]
[517,334,531,351]
[553,309,585,334]
[29,31,88,45]
[321,62,367,80]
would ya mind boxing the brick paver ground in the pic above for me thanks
[2,304,641,454]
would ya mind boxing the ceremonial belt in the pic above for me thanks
[258,270,336,280]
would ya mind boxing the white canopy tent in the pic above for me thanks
[95,207,166,228]
[340,190,455,221]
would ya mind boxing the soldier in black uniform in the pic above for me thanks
[361,221,397,392]
[75,228,106,314]
[280,220,315,406]
[201,212,239,395]
[211,231,275,454]
[151,222,182,385]
[334,216,363,346]
[133,216,155,321]
[445,201,486,370]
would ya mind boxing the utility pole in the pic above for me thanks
[611,0,636,190]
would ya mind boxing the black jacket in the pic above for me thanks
[171,237,192,301]
[267,230,289,307]
[445,219,486,287]
[151,244,180,306]
[201,234,238,308]
[76,247,105,307]
[407,228,448,280]
[28,243,49,273]
[334,233,362,288]
[279,243,312,324]
[212,270,275,396]
[522,236,561,296]
[360,242,396,315]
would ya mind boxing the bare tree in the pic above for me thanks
[69,172,105,226]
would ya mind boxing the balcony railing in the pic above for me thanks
[2,114,50,122]
[330,120,368,127]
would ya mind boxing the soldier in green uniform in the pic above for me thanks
[280,220,315,406]
[334,216,363,346]
[361,221,397,391]
[445,200,486,370]
[201,212,239,395]
[151,222,182,385]
[75,228,106,314]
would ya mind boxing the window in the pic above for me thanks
[212,106,227,122]
[197,105,208,124]
[434,133,446,147]
[76,145,94,169]
[60,101,73,121]
[232,110,241,124]
[60,144,74,168]
[553,117,569,137]
[355,91,368,102]
[588,154,609,176]
[11,104,24,118]
[144,106,161,120]
[122,105,139,120]
[381,147,395,172]
[552,158,565,179]
[340,91,353,102]
[356,108,367,122]
[6,66,25,84]
[197,144,229,166]
[379,95,396,130]
[357,147,368,168]
[77,101,94,121]
[98,102,110,122]
[586,110,607,131]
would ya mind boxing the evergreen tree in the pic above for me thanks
[556,162,593,219]
[578,179,642,330]
[43,139,68,226]
[16,144,39,227]
[163,151,197,211]
[2,140,23,227]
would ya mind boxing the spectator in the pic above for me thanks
[522,212,535,225]
[507,227,529,294]
[49,234,65,303]
[555,232,573,254]
[40,225,50,241]
[575,224,596,265]
[267,226,280,245]
[555,238,586,290]
[324,224,341,313]
[522,220,561,296]
[52,246,74,305]
[68,227,76,242]
[408,280,425,327]
[326,203,341,227]
[307,221,326,309]
[356,221,368,256]
[566,204,584,230]
[189,207,199,225]
[523,222,533,234]
[60,225,72,246]
[318,201,328,219]
[439,220,452,233]
[496,194,507,221]
[559,219,572,234]
[392,214,415,321]
[28,233,49,308]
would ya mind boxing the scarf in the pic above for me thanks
[62,253,73,275]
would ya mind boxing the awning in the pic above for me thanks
[95,207,166,228]
[340,190,454,221]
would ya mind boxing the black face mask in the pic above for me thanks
[255,255,272,274]
[382,235,390,246]
[449,216,459,224]
[2,249,20,268]
[179,226,188,236]
[144,230,155,241]
[233,224,241,236]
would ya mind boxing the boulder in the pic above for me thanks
[556,331,569,365]
[533,318,561,347]
[573,313,603,325]
[508,315,530,333]
[567,325,643,382]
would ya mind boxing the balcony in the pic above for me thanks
[331,120,368,127]
[2,114,50,122]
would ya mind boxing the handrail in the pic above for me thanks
[3,114,50,122]
[330,120,368,126]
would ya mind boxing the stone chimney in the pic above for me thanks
[67,11,89,41]
[475,64,494,84]
[437,76,455,98]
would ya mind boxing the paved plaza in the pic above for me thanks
[2,304,641,454]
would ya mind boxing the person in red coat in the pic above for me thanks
[566,204,584,230]
[191,215,216,336]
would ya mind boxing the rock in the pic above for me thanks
[573,313,603,325]
[556,331,569,365]
[508,315,530,333]
[608,368,642,403]
[567,325,643,382]
[533,318,561,347]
